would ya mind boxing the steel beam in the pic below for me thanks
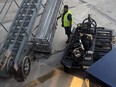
[31,0,62,53]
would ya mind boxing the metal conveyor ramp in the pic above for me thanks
[31,0,62,53]
[0,0,42,82]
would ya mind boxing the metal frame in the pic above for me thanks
[61,15,112,71]
[0,0,42,81]
[0,0,63,82]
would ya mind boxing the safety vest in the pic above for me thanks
[63,10,72,27]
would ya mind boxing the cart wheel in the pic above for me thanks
[64,66,69,73]
[22,56,31,78]
[6,57,13,73]
[13,57,31,82]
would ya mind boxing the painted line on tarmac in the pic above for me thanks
[87,4,116,25]
[23,70,56,87]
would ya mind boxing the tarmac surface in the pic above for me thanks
[0,0,116,87]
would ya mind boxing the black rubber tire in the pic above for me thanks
[22,56,31,78]
[6,57,13,73]
[13,57,31,82]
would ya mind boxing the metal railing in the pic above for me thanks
[0,0,20,32]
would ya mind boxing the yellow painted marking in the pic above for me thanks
[23,70,57,87]
[85,78,90,87]
[70,77,84,87]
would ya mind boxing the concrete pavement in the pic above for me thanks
[0,0,116,87]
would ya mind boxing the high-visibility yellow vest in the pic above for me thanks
[63,10,72,27]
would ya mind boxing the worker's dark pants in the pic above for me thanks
[64,27,72,41]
